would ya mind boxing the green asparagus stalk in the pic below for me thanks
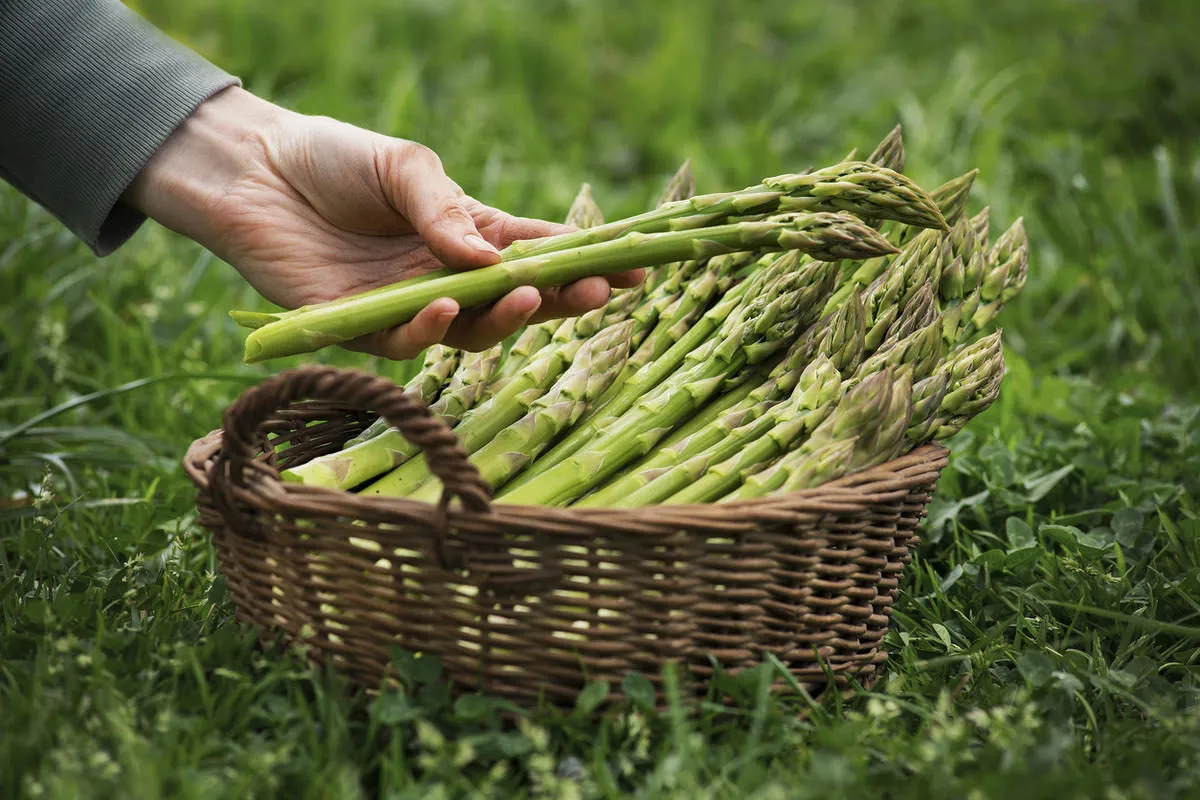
[498,160,946,262]
[281,343,502,490]
[624,255,708,348]
[725,367,915,500]
[770,382,915,493]
[355,321,633,497]
[720,369,899,501]
[497,257,839,507]
[238,212,896,364]
[823,167,979,315]
[856,314,946,386]
[587,255,740,415]
[490,258,643,394]
[665,307,938,506]
[924,169,978,230]
[612,355,843,507]
[497,255,771,494]
[648,286,857,462]
[489,182,610,384]
[374,320,634,501]
[578,331,840,509]
[344,344,461,446]
[645,160,700,294]
[654,284,866,465]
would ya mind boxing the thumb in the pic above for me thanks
[380,140,502,269]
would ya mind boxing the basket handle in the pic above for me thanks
[210,365,493,530]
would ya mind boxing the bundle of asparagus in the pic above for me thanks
[276,126,1028,509]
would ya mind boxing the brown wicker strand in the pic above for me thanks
[208,366,493,543]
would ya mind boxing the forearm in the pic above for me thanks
[0,0,240,255]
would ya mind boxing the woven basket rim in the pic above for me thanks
[184,424,949,532]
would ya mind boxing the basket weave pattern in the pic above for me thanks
[184,366,948,708]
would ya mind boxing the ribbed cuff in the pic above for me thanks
[0,0,241,255]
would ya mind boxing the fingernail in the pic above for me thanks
[464,234,499,255]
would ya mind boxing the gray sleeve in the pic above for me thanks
[0,0,241,255]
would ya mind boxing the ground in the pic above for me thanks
[2,0,1199,797]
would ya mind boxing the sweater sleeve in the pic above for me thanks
[0,0,240,255]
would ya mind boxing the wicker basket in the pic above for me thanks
[184,365,949,710]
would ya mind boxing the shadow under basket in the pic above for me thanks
[184,365,949,711]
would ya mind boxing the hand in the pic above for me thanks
[124,86,643,359]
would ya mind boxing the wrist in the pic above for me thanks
[123,86,283,242]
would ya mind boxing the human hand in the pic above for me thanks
[124,86,643,359]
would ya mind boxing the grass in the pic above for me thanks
[2,0,1199,796]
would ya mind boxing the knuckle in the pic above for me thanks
[400,141,442,172]
[436,202,474,229]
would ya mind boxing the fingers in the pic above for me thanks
[343,298,459,361]
[489,213,577,249]
[442,286,542,351]
[528,276,611,324]
[345,287,546,361]
[379,141,503,270]
[606,268,646,289]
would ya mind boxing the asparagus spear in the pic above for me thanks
[880,281,939,348]
[717,367,916,502]
[925,330,1006,439]
[281,343,502,490]
[238,212,896,364]
[585,255,738,415]
[578,334,834,509]
[969,205,991,246]
[351,320,633,497]
[498,254,773,494]
[905,372,953,442]
[924,169,979,230]
[719,369,900,501]
[369,321,638,501]
[856,314,946,387]
[498,257,839,507]
[641,286,866,479]
[823,167,979,315]
[666,307,938,507]
[942,218,1028,341]
[372,320,634,501]
[604,355,844,507]
[344,344,461,446]
[489,181,611,385]
[861,227,944,351]
[498,160,946,262]
[645,159,699,294]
